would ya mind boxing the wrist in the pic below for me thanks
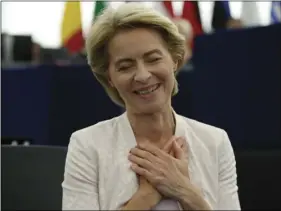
[177,183,201,201]
[176,182,210,210]
[121,191,161,210]
[138,190,162,208]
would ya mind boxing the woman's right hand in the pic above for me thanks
[136,136,184,202]
[121,136,184,210]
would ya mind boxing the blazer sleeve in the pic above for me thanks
[218,130,241,210]
[62,133,100,210]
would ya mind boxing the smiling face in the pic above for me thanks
[108,28,177,114]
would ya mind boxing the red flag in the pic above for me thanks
[181,1,203,37]
[154,1,175,18]
[163,1,175,18]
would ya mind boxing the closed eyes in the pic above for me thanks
[116,57,162,72]
[147,57,161,63]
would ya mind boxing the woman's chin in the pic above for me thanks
[134,101,167,114]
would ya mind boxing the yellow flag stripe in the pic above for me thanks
[61,2,82,45]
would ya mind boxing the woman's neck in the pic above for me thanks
[127,106,175,146]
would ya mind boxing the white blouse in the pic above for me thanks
[62,111,241,210]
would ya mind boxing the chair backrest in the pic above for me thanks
[1,145,67,210]
[235,149,281,210]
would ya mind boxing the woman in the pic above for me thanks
[62,3,240,210]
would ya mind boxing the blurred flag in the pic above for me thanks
[211,1,232,31]
[240,2,260,27]
[271,1,281,23]
[181,1,203,37]
[61,2,84,53]
[93,1,107,21]
[153,1,175,18]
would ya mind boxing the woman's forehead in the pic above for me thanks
[108,28,168,55]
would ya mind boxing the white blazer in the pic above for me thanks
[62,111,241,210]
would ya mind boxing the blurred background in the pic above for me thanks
[1,1,281,210]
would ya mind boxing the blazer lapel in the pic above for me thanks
[174,112,203,190]
[110,113,138,209]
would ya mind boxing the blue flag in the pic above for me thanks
[271,1,281,23]
[212,1,232,30]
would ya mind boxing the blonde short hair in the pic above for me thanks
[86,3,186,107]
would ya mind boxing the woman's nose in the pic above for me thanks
[133,65,152,83]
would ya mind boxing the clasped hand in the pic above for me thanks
[128,136,190,199]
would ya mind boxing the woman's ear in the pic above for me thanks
[173,62,178,72]
[108,78,115,88]
[184,45,192,63]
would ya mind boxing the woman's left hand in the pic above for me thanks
[128,138,191,199]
